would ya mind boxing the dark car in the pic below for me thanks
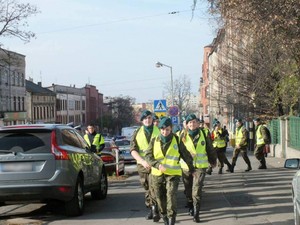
[115,139,135,164]
[0,124,108,216]
[100,140,125,176]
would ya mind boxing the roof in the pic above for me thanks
[25,80,56,96]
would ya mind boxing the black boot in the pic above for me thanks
[152,205,160,222]
[206,167,212,175]
[162,215,169,225]
[187,202,194,216]
[218,167,223,174]
[193,205,200,223]
[245,165,252,172]
[231,164,235,173]
[145,207,153,220]
[168,216,176,225]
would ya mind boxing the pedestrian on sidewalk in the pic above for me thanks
[231,119,252,172]
[253,118,271,169]
[83,123,105,154]
[207,120,233,175]
[130,110,160,222]
[145,117,195,225]
[179,114,217,223]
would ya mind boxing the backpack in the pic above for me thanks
[262,125,272,144]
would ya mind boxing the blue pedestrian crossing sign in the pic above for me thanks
[154,99,167,112]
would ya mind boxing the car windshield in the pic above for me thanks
[116,140,130,146]
[0,129,51,153]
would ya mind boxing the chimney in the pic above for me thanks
[38,82,42,86]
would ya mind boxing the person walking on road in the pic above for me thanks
[145,117,195,225]
[179,114,217,223]
[207,121,232,175]
[231,119,252,172]
[253,118,270,169]
[84,124,105,153]
[130,110,160,222]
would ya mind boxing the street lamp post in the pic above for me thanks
[155,61,174,106]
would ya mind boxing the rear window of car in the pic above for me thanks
[0,129,51,153]
[116,140,130,146]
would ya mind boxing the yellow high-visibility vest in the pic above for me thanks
[213,130,226,148]
[136,126,160,163]
[180,130,208,170]
[235,126,247,146]
[151,136,182,176]
[256,125,265,145]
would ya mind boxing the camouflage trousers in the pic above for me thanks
[182,168,206,207]
[151,174,180,218]
[137,169,157,208]
[254,144,266,166]
[232,146,251,167]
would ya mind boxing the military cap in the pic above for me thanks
[140,110,152,121]
[186,114,197,123]
[253,117,261,122]
[235,118,243,123]
[158,117,172,129]
[152,115,159,120]
[213,120,220,127]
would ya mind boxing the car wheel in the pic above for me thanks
[65,176,84,216]
[91,168,108,200]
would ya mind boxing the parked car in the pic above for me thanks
[0,124,108,217]
[100,140,125,176]
[115,139,135,164]
[284,158,300,224]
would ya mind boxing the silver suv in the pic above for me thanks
[0,124,108,216]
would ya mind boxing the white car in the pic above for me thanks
[284,158,300,225]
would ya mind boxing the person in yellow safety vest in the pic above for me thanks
[153,114,159,127]
[207,120,233,175]
[231,118,252,172]
[130,110,160,222]
[198,119,210,137]
[253,118,271,169]
[179,114,217,223]
[145,117,195,225]
[84,124,105,153]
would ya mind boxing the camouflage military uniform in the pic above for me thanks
[145,134,194,225]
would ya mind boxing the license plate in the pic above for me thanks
[2,162,33,172]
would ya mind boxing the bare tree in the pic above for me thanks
[163,74,197,117]
[0,0,39,45]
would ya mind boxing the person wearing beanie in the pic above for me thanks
[231,119,252,172]
[179,113,217,223]
[130,110,160,222]
[207,121,233,175]
[145,117,195,225]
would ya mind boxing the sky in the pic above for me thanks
[2,0,217,103]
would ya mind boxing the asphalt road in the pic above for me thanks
[0,150,296,225]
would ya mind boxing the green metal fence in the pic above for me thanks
[269,119,280,144]
[289,116,300,150]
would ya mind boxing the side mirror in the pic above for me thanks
[284,158,300,169]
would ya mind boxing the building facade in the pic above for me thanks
[48,84,86,125]
[25,80,56,124]
[0,49,26,126]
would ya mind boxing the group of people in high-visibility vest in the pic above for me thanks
[129,110,270,225]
